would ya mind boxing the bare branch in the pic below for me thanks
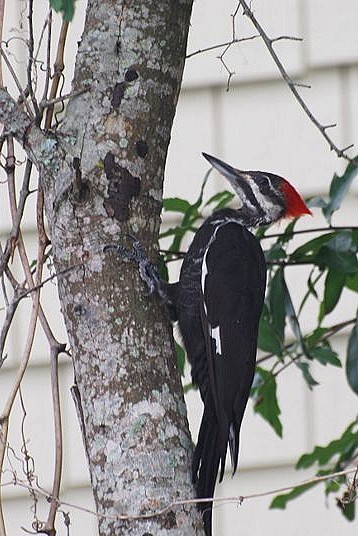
[0,48,34,118]
[43,20,69,129]
[36,185,65,535]
[19,389,40,528]
[186,34,260,59]
[26,0,40,118]
[44,344,65,535]
[0,159,32,279]
[237,0,354,161]
[186,6,303,96]
[40,86,90,109]
[40,11,52,107]
[2,465,357,523]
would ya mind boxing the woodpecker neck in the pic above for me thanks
[210,206,277,229]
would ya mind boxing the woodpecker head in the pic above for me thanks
[203,153,311,226]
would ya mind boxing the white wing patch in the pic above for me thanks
[201,248,209,315]
[200,223,229,359]
[210,325,222,357]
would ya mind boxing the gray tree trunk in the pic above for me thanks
[1,1,205,534]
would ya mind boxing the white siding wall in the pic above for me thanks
[1,1,357,534]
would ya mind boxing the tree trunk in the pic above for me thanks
[1,1,205,534]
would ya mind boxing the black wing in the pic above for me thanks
[193,222,266,535]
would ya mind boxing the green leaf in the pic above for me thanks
[205,190,234,211]
[50,0,75,20]
[277,218,298,245]
[175,342,186,376]
[308,196,328,209]
[50,0,63,9]
[346,320,358,396]
[310,345,341,367]
[163,172,211,254]
[252,368,282,437]
[258,304,283,355]
[316,233,358,274]
[305,327,330,350]
[306,270,320,300]
[157,253,169,282]
[319,269,346,321]
[337,498,355,522]
[269,269,286,341]
[281,273,309,357]
[325,478,341,494]
[346,272,358,293]
[255,224,270,240]
[183,382,196,394]
[295,361,319,389]
[297,418,358,469]
[290,233,336,262]
[265,244,287,261]
[163,197,191,213]
[270,481,317,510]
[322,157,358,224]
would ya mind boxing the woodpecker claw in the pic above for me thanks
[104,239,161,296]
[103,243,136,261]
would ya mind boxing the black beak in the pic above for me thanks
[202,152,251,187]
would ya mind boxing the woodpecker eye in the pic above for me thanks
[252,173,270,193]
[255,176,267,187]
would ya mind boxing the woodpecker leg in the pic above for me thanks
[104,237,169,301]
[104,237,178,321]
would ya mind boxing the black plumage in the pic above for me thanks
[176,209,266,535]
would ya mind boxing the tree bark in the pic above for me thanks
[1,1,205,534]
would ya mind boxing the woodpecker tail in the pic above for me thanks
[192,405,230,536]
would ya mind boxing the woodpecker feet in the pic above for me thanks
[104,236,161,296]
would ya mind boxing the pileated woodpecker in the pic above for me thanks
[173,154,310,535]
[108,153,311,536]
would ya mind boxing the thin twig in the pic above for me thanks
[19,389,39,528]
[40,11,52,107]
[237,0,354,161]
[44,20,69,129]
[36,183,65,534]
[0,159,32,278]
[186,34,260,59]
[0,46,34,117]
[26,0,40,118]
[45,343,66,535]
[41,86,90,109]
[2,465,357,523]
